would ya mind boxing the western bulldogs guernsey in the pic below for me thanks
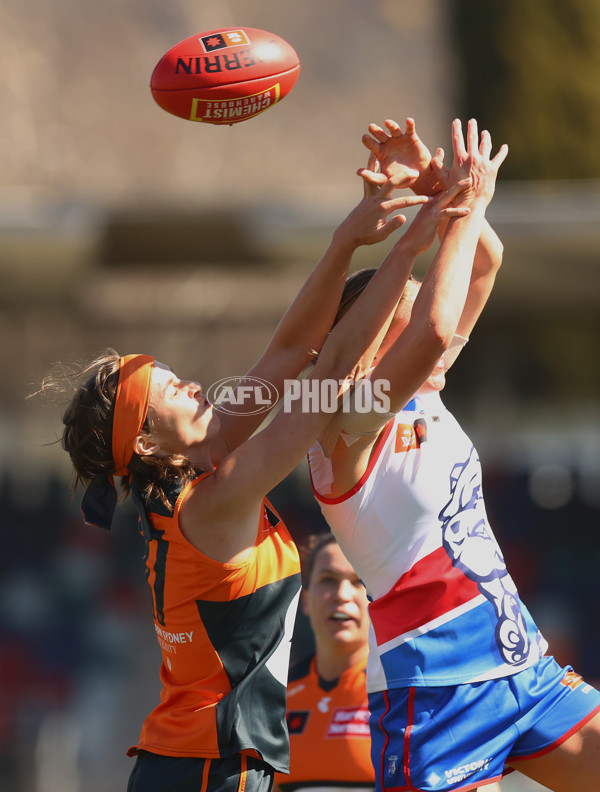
[127,473,301,772]
[308,391,547,693]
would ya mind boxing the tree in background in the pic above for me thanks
[451,0,600,179]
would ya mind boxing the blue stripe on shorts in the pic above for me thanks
[368,655,600,791]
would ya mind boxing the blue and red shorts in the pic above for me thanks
[368,656,600,792]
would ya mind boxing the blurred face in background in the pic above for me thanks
[302,542,370,655]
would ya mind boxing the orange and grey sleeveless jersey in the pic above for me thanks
[127,474,301,773]
[274,654,374,792]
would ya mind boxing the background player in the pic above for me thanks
[274,533,374,792]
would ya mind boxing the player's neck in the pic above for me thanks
[314,643,368,682]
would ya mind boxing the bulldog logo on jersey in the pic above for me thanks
[200,30,251,52]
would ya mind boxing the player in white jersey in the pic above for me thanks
[308,117,600,791]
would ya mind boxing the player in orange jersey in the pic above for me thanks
[274,533,374,792]
[44,161,475,791]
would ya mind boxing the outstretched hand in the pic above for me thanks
[361,117,440,196]
[400,179,472,256]
[334,153,431,249]
[431,119,508,210]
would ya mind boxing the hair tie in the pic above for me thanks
[81,473,118,531]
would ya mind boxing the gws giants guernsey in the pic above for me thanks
[308,392,547,693]
[274,654,374,792]
[127,473,301,772]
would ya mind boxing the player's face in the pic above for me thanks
[303,543,369,653]
[144,362,219,457]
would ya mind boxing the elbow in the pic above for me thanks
[414,324,450,368]
[477,238,504,276]
[425,319,454,357]
[491,239,504,273]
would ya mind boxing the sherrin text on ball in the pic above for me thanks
[150,27,301,125]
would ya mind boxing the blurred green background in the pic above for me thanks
[1,2,599,790]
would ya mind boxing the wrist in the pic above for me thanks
[454,197,488,215]
[391,235,421,262]
[331,226,361,257]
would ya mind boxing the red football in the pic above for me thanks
[150,27,301,125]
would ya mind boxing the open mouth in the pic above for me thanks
[330,611,355,624]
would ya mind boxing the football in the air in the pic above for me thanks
[150,27,300,125]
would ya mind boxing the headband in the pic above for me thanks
[112,354,155,476]
[81,353,154,531]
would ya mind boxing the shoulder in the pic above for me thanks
[324,418,396,500]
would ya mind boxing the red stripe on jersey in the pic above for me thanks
[311,419,395,504]
[368,546,481,646]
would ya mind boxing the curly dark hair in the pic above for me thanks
[45,348,200,511]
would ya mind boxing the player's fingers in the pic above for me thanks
[440,207,471,217]
[449,176,472,194]
[357,169,387,198]
[361,134,379,155]
[479,130,492,158]
[357,170,382,200]
[430,177,471,210]
[491,143,509,169]
[467,118,479,155]
[373,213,406,243]
[367,123,390,143]
[387,214,407,231]
[357,167,384,180]
[382,194,430,212]
[404,117,416,135]
[389,167,420,189]
[452,119,467,161]
[377,171,420,199]
[430,147,445,172]
[358,170,387,185]
[367,151,380,173]
[384,119,403,137]
[431,179,469,209]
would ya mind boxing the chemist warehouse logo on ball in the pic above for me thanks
[206,377,392,416]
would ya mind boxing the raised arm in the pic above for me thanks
[182,177,435,554]
[363,116,504,340]
[373,119,507,411]
[327,177,473,441]
[430,147,504,338]
[216,161,428,453]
